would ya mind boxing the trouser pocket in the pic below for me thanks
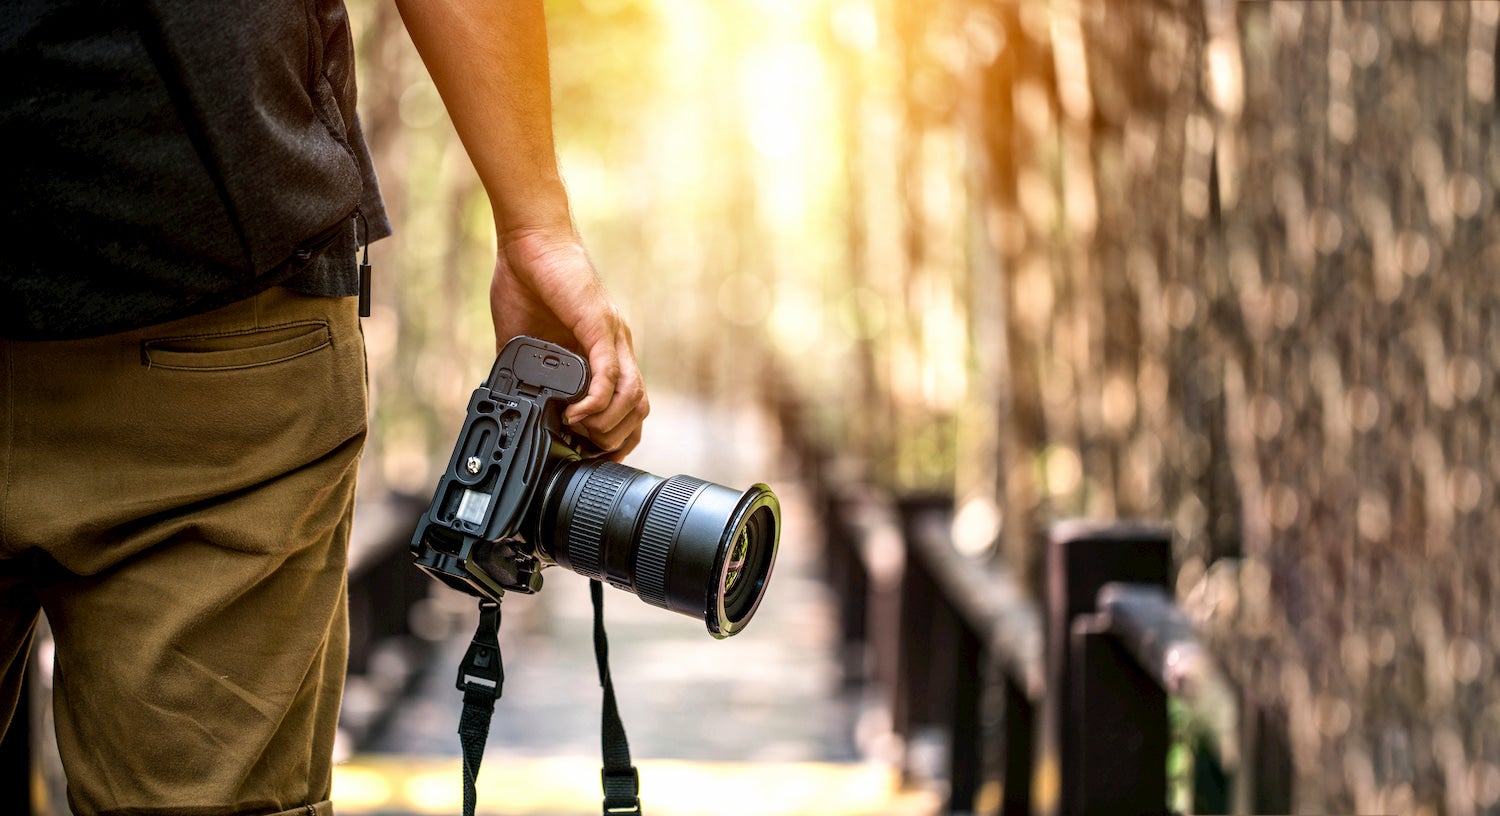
[141,320,333,371]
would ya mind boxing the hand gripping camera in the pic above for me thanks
[411,336,781,638]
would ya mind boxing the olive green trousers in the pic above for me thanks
[0,287,366,815]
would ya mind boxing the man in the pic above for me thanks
[0,0,648,813]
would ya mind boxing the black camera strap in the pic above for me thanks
[452,585,641,816]
[456,599,503,816]
[591,579,642,815]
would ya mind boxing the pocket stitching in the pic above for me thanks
[142,320,332,372]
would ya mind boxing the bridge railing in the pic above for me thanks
[815,485,1258,816]
[776,390,1273,816]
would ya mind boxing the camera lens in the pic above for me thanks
[717,493,777,628]
[542,460,781,638]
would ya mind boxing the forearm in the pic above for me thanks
[395,0,647,455]
[394,0,571,236]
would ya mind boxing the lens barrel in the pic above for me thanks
[542,460,780,638]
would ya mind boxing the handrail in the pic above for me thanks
[1097,582,1240,772]
[905,506,1045,701]
[776,383,1266,815]
[892,497,1041,816]
[814,490,1255,814]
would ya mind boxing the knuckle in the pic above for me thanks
[619,378,646,405]
[596,429,626,452]
[595,359,622,383]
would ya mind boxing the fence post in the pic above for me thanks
[1044,521,1171,816]
[893,536,938,749]
[893,495,955,789]
[823,491,870,687]
[998,671,1034,816]
[1071,613,1170,815]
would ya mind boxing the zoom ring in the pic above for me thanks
[635,475,707,608]
[565,462,631,581]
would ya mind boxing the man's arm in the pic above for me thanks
[395,0,648,457]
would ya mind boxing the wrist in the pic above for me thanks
[494,225,597,296]
[498,220,578,253]
[490,179,575,244]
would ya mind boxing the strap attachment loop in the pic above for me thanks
[456,599,504,697]
[601,767,642,814]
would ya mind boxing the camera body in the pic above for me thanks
[411,336,782,638]
[411,336,589,602]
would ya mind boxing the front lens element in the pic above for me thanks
[714,491,778,634]
[545,461,781,638]
[724,531,749,592]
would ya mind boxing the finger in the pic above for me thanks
[602,425,644,463]
[582,389,649,456]
[564,340,619,424]
[576,348,645,438]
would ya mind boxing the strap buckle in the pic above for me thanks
[601,767,642,815]
[456,599,503,699]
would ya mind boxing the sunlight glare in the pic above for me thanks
[830,0,879,52]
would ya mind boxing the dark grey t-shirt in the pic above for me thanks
[0,0,391,339]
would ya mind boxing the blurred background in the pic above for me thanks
[331,0,1500,814]
[11,1,1500,815]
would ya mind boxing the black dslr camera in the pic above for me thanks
[411,336,781,638]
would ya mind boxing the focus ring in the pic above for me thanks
[564,462,631,581]
[635,475,707,608]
